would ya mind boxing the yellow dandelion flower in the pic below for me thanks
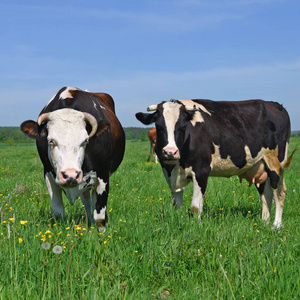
[9,218,14,222]
[103,241,107,244]
[135,251,138,253]
[20,221,27,225]
[65,227,70,230]
[19,238,23,243]
[44,230,51,235]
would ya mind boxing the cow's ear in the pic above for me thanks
[135,112,156,125]
[96,120,110,136]
[20,120,39,139]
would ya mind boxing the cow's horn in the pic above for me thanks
[83,112,98,138]
[37,113,51,125]
[147,105,158,111]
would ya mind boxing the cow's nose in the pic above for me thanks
[162,147,179,159]
[60,169,81,187]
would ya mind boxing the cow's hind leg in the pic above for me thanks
[93,177,109,230]
[273,173,286,229]
[257,179,273,224]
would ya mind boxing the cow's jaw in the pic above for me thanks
[46,109,89,188]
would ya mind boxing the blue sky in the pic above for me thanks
[1,0,299,129]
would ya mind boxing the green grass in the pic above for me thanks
[0,138,299,299]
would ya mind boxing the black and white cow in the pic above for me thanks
[21,87,125,228]
[136,99,295,228]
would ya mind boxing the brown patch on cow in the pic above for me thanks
[264,146,281,175]
[96,121,110,136]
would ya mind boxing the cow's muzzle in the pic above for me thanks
[60,169,82,187]
[162,147,180,163]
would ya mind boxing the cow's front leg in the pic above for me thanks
[45,172,64,219]
[93,177,109,229]
[191,171,208,218]
[172,190,183,208]
[80,189,93,224]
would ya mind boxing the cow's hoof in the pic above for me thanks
[96,219,106,232]
[272,222,283,230]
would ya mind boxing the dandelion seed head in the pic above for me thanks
[41,242,51,250]
[53,245,63,254]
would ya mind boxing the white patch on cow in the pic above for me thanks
[162,102,181,150]
[46,108,89,185]
[163,165,192,193]
[210,144,239,176]
[63,170,97,203]
[92,100,98,110]
[59,87,78,100]
[179,100,212,126]
[163,165,203,217]
[94,206,106,222]
[96,178,107,195]
[190,172,204,216]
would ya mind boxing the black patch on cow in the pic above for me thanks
[267,170,280,189]
[256,182,266,195]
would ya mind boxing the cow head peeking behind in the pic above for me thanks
[136,101,195,164]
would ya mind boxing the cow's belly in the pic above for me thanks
[210,144,268,187]
[63,170,97,204]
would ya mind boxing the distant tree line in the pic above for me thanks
[0,126,152,144]
[2,126,297,144]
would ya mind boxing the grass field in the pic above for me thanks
[0,138,299,299]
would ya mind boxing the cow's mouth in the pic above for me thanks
[163,158,179,165]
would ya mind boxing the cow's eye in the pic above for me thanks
[48,139,56,147]
[82,138,89,146]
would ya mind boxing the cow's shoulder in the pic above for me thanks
[89,92,115,113]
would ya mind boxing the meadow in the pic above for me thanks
[0,138,299,299]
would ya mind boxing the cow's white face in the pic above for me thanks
[46,109,90,187]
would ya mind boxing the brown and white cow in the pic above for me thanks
[136,99,296,228]
[147,127,158,163]
[21,87,125,228]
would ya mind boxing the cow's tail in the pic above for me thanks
[282,147,299,169]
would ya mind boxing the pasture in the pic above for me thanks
[0,138,299,299]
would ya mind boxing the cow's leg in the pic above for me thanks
[272,174,286,229]
[191,172,208,218]
[80,189,92,224]
[45,173,64,218]
[172,190,183,208]
[93,177,109,230]
[257,179,273,223]
[268,169,285,229]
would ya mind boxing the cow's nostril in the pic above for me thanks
[75,171,80,180]
[61,171,69,179]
